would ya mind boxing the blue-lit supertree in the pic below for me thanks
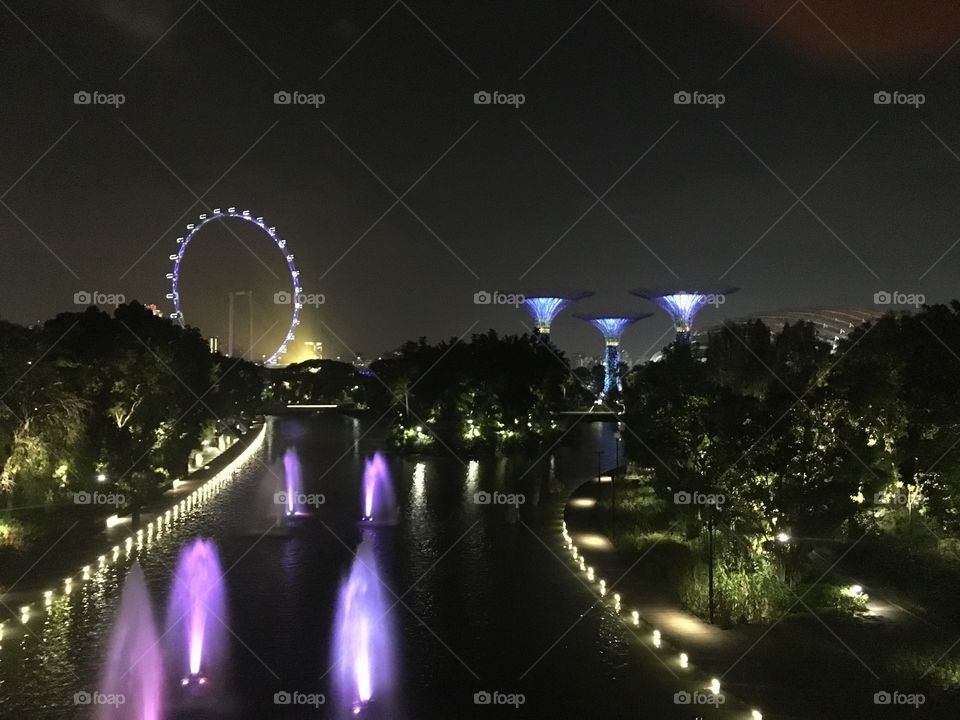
[631,288,738,343]
[575,314,651,395]
[520,292,593,335]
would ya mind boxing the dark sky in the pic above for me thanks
[2,0,960,363]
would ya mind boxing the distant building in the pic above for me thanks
[144,303,163,318]
[304,341,323,360]
[695,306,886,351]
[208,336,220,354]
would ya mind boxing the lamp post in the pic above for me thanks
[707,501,715,625]
[613,430,622,526]
[596,450,603,488]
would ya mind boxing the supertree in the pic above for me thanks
[575,314,651,395]
[631,288,738,343]
[520,292,594,335]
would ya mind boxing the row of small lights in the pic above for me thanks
[0,425,267,649]
[560,521,764,720]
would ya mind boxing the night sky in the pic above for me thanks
[2,0,960,363]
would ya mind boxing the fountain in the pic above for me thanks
[361,452,397,524]
[167,539,228,688]
[332,540,394,715]
[98,562,164,720]
[283,446,303,516]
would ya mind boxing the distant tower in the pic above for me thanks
[575,314,651,395]
[304,341,323,360]
[631,288,738,343]
[520,292,594,335]
[208,336,220,354]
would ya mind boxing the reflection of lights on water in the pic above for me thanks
[19,606,30,623]
[44,591,53,607]
[413,463,426,498]
[82,565,91,581]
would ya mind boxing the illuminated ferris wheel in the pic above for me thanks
[166,207,302,366]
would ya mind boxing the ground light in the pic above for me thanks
[5,424,268,634]
[679,652,688,668]
[776,531,790,543]
[751,711,763,720]
[709,678,720,695]
[847,584,864,597]
[652,630,661,648]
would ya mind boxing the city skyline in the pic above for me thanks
[2,1,959,361]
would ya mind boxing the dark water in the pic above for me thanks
[0,416,728,719]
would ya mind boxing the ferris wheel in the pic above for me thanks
[166,207,302,366]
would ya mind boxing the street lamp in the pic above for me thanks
[613,429,622,526]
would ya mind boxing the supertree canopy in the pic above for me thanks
[575,313,651,395]
[631,288,738,342]
[520,292,594,334]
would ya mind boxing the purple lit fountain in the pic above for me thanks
[283,446,303,516]
[332,540,394,716]
[98,562,165,720]
[361,452,397,524]
[167,539,228,690]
